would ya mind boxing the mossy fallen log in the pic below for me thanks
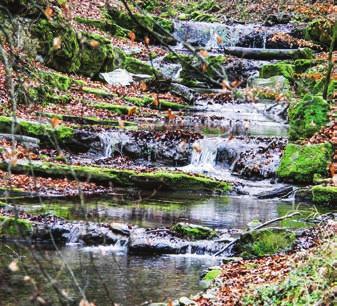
[0,116,74,146]
[37,112,137,127]
[93,102,136,115]
[124,96,189,110]
[0,161,231,193]
[224,47,314,60]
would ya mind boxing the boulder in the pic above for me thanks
[277,143,333,184]
[171,223,216,240]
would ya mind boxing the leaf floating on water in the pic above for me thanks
[53,37,62,50]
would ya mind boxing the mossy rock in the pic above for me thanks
[0,160,231,193]
[277,143,333,184]
[33,18,81,73]
[122,57,155,75]
[236,228,296,258]
[106,5,174,40]
[305,19,337,50]
[312,185,337,206]
[125,96,188,110]
[288,95,329,140]
[0,216,32,238]
[260,63,295,80]
[202,268,221,281]
[0,116,74,146]
[293,59,324,74]
[171,222,217,240]
[36,71,73,91]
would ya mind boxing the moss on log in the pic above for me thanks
[0,116,74,146]
[0,161,231,193]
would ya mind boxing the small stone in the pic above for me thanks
[179,296,196,305]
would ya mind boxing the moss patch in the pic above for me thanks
[0,160,231,193]
[277,143,333,184]
[312,185,337,206]
[0,216,32,238]
[93,102,135,115]
[238,228,296,258]
[125,96,188,110]
[288,95,329,140]
[0,116,74,146]
[171,222,217,240]
[260,63,295,80]
[202,269,221,281]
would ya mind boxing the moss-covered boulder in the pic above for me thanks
[236,228,296,258]
[0,160,231,193]
[305,19,337,50]
[277,143,333,184]
[0,116,74,146]
[312,185,337,206]
[33,17,153,77]
[260,63,295,80]
[0,216,32,238]
[33,18,81,73]
[288,95,329,140]
[171,222,217,240]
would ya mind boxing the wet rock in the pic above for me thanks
[170,83,196,104]
[256,186,293,199]
[172,223,217,240]
[264,13,292,26]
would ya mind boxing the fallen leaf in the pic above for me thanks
[129,31,136,43]
[50,116,62,128]
[53,37,62,50]
[8,260,19,272]
[44,6,54,20]
[128,106,137,116]
[89,40,100,48]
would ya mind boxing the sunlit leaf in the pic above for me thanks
[44,6,54,20]
[8,260,19,272]
[129,31,136,43]
[89,40,100,48]
[128,106,137,116]
[50,116,62,128]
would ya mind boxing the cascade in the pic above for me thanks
[98,131,130,158]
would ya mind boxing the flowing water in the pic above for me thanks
[1,19,327,306]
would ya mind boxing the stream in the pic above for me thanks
[1,19,333,306]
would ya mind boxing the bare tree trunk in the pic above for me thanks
[323,21,337,100]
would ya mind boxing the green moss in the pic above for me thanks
[277,143,333,184]
[33,18,81,73]
[0,116,74,145]
[202,269,221,281]
[32,205,72,219]
[38,112,137,127]
[293,59,323,74]
[312,185,337,205]
[82,87,115,97]
[305,19,337,49]
[93,102,135,115]
[171,222,217,240]
[238,229,296,258]
[243,236,337,305]
[288,95,329,140]
[0,160,231,193]
[37,71,73,91]
[260,63,295,80]
[125,96,188,110]
[0,216,32,238]
[122,57,155,75]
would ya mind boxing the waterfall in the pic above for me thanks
[173,21,293,50]
[98,131,130,158]
[187,137,224,173]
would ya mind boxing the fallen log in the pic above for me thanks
[224,47,313,60]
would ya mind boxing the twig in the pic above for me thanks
[215,212,301,256]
